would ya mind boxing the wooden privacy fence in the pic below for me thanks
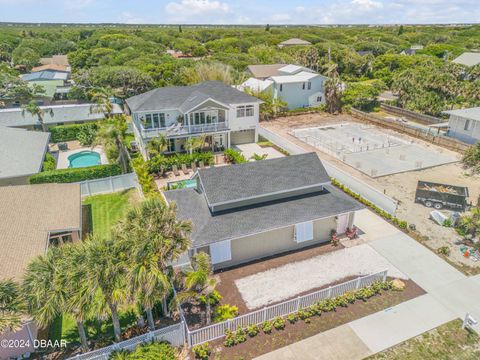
[184,270,388,347]
[380,104,443,125]
[67,322,185,360]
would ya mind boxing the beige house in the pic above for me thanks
[164,153,362,270]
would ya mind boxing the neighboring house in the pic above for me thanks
[31,64,70,73]
[164,153,363,270]
[411,44,424,51]
[443,107,480,144]
[21,70,69,82]
[452,52,480,67]
[240,64,327,110]
[0,103,122,129]
[0,126,50,186]
[125,81,262,158]
[0,183,81,360]
[278,38,312,48]
[400,48,417,56]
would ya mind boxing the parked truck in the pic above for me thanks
[415,180,470,211]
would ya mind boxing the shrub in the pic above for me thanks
[124,342,176,360]
[224,148,247,164]
[442,218,453,227]
[262,320,273,334]
[148,152,214,174]
[343,291,357,304]
[297,308,314,320]
[42,152,56,172]
[437,246,451,256]
[213,304,238,323]
[272,316,286,330]
[192,342,210,359]
[132,157,158,197]
[318,298,336,312]
[234,327,247,344]
[334,295,349,308]
[224,330,236,347]
[50,123,98,143]
[29,164,122,184]
[287,313,297,324]
[199,290,222,306]
[223,328,246,347]
[246,324,259,337]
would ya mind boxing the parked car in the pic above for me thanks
[415,180,470,211]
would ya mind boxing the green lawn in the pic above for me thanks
[368,319,480,360]
[83,189,139,239]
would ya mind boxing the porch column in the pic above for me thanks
[227,132,231,148]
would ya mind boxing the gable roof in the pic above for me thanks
[21,70,68,82]
[0,184,81,280]
[247,64,288,79]
[27,79,65,99]
[0,103,122,127]
[279,38,312,46]
[0,126,50,180]
[270,71,321,84]
[125,81,261,113]
[31,64,70,73]
[240,78,274,92]
[443,107,480,122]
[452,52,480,67]
[197,153,330,212]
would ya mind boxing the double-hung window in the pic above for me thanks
[464,119,472,131]
[237,105,254,118]
[308,82,312,90]
[294,221,314,243]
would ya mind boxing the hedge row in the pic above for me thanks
[29,164,122,184]
[224,148,247,164]
[147,152,214,174]
[49,123,98,143]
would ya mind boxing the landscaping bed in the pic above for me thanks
[198,279,425,360]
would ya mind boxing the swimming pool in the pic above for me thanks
[167,179,197,190]
[68,151,101,168]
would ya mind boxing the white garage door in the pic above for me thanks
[210,240,232,264]
[231,130,255,145]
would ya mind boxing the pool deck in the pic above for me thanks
[56,146,108,169]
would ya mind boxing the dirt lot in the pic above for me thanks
[262,112,480,272]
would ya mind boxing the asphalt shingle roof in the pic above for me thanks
[0,126,50,180]
[125,81,261,112]
[443,107,480,122]
[21,70,68,81]
[198,153,330,206]
[0,184,81,280]
[452,52,480,67]
[165,184,363,247]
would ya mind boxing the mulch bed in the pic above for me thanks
[199,279,425,360]
[215,242,345,314]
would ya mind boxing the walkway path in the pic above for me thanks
[255,208,480,359]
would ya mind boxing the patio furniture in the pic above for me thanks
[181,164,190,175]
[199,161,206,169]
[172,165,180,176]
[191,162,197,172]
[58,142,68,151]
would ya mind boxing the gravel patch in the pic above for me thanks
[234,244,408,309]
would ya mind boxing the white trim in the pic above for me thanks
[183,98,230,114]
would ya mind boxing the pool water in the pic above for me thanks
[168,179,197,190]
[68,151,101,168]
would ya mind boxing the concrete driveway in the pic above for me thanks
[234,143,284,160]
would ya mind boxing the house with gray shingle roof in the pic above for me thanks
[164,153,363,269]
[125,81,262,158]
[0,126,50,185]
[443,107,480,144]
[452,52,480,67]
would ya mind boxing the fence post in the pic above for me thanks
[86,181,91,196]
[382,270,388,282]
[327,286,332,298]
[185,323,191,348]
[296,296,301,311]
[355,277,361,289]
[262,307,267,322]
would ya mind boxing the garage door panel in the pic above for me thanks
[231,130,255,145]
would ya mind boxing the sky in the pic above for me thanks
[0,0,479,25]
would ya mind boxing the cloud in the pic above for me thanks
[165,0,230,22]
[351,0,383,10]
[271,13,291,22]
[118,11,147,24]
[64,0,95,10]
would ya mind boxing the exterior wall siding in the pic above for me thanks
[448,115,480,144]
[207,215,346,270]
[273,76,325,110]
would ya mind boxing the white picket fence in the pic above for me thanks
[67,322,185,360]
[185,270,388,346]
[258,126,398,215]
[78,173,142,197]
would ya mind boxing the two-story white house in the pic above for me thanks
[239,64,328,110]
[443,107,480,144]
[125,81,262,158]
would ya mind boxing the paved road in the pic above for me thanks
[255,209,480,359]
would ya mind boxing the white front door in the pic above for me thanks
[336,213,349,234]
[210,240,232,264]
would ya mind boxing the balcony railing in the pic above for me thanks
[138,122,229,139]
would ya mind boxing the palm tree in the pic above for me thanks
[94,116,130,174]
[176,252,217,325]
[83,235,128,342]
[184,135,206,155]
[146,134,168,158]
[23,246,95,352]
[324,63,344,114]
[0,279,25,335]
[89,87,114,117]
[23,100,48,132]
[114,199,192,328]
[244,88,287,120]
